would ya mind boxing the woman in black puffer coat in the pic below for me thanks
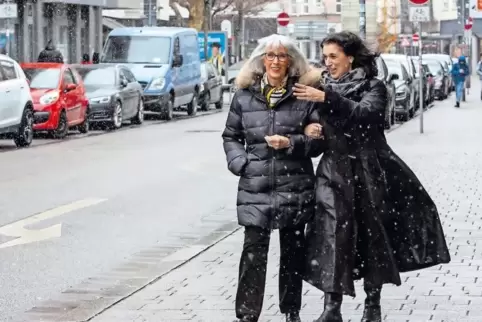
[222,34,325,322]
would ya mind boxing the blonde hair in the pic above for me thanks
[235,34,311,89]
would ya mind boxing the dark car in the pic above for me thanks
[385,60,414,122]
[199,62,223,111]
[381,53,419,111]
[423,54,454,91]
[73,64,144,129]
[423,59,448,100]
[376,56,398,129]
[422,63,435,104]
[410,56,428,108]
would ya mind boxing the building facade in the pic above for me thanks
[278,0,342,59]
[0,0,137,63]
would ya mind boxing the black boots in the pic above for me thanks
[361,287,382,322]
[314,293,343,322]
[286,312,301,322]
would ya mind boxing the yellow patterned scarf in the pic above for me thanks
[260,74,288,108]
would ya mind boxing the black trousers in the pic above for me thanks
[235,225,306,320]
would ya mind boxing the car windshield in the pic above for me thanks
[76,67,116,86]
[101,36,171,64]
[386,62,404,79]
[425,61,443,75]
[23,68,60,89]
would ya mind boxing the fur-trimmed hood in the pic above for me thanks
[235,66,325,89]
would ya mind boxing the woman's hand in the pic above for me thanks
[265,135,291,150]
[293,83,326,102]
[304,123,324,139]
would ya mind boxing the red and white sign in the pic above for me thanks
[277,12,290,27]
[465,17,473,30]
[401,37,410,47]
[408,0,429,4]
[412,34,420,42]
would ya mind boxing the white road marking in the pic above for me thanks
[0,198,107,249]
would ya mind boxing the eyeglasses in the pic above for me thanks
[265,53,289,62]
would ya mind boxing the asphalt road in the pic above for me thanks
[0,95,438,321]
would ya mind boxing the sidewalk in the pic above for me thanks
[91,88,482,322]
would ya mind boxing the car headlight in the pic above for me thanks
[39,92,60,105]
[89,96,111,104]
[147,77,165,90]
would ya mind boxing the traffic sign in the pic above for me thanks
[401,37,410,47]
[412,34,419,42]
[409,6,430,22]
[408,0,429,4]
[465,17,473,30]
[277,12,290,27]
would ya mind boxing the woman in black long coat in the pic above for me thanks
[293,31,451,322]
[222,34,325,322]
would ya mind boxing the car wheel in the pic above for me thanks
[163,95,174,120]
[187,93,198,116]
[14,106,34,147]
[78,106,90,134]
[111,100,123,129]
[200,92,210,111]
[132,97,144,125]
[53,110,69,139]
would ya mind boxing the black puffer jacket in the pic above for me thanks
[38,43,64,63]
[222,78,325,230]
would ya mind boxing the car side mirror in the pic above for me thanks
[172,54,183,67]
[406,77,412,84]
[388,73,398,82]
[120,78,128,87]
[64,83,77,92]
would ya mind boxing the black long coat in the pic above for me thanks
[222,79,325,230]
[304,78,451,296]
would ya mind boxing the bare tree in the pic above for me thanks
[170,0,205,29]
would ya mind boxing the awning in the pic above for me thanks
[103,17,126,30]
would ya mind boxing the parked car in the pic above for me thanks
[21,62,89,139]
[422,63,435,104]
[0,55,34,147]
[385,60,414,121]
[308,59,323,68]
[73,64,144,129]
[222,60,245,93]
[101,27,202,119]
[376,56,397,129]
[423,59,449,100]
[381,53,419,111]
[423,54,454,91]
[410,56,429,108]
[199,62,223,111]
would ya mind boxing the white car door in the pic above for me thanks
[0,59,23,126]
[0,67,9,128]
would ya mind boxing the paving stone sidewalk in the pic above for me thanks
[91,88,482,322]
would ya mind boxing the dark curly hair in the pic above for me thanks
[321,31,379,79]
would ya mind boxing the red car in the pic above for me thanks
[20,63,89,138]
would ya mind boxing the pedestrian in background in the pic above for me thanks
[81,53,91,64]
[477,53,482,100]
[294,31,451,322]
[451,55,469,108]
[92,52,100,64]
[37,40,64,63]
[222,34,325,322]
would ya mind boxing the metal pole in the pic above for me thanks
[359,0,366,40]
[148,0,152,26]
[418,22,424,134]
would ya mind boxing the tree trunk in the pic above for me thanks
[188,0,205,30]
